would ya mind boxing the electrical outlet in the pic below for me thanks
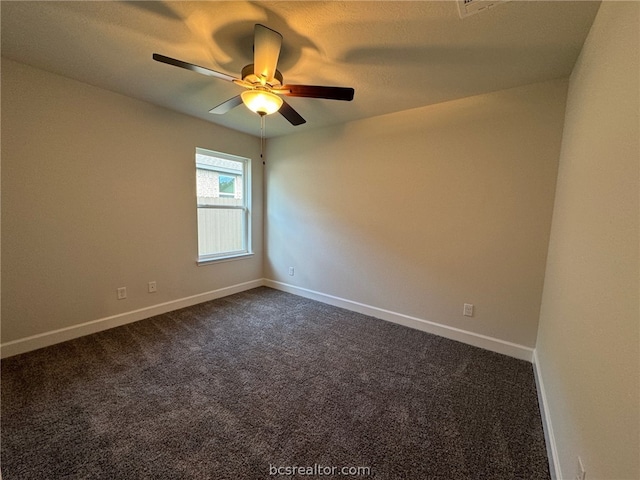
[463,303,474,317]
[148,281,157,293]
[288,267,295,276]
[117,287,127,300]
[576,456,586,480]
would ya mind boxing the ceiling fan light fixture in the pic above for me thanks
[153,23,353,126]
[241,89,283,116]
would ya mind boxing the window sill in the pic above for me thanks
[197,252,254,266]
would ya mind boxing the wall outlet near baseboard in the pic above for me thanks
[117,287,127,300]
[463,303,474,317]
[288,267,295,276]
[148,281,157,293]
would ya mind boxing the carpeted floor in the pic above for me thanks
[1,287,550,479]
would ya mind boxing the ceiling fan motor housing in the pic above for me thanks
[241,64,283,88]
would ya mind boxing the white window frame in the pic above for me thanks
[195,148,252,265]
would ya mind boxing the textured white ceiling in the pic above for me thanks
[1,1,600,137]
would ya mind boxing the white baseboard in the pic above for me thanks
[2,278,535,364]
[0,279,264,359]
[532,350,561,480]
[533,350,561,480]
[264,279,534,362]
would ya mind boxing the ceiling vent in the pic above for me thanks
[457,0,510,18]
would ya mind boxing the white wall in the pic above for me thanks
[265,79,568,350]
[1,58,263,346]
[536,2,640,479]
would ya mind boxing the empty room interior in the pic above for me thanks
[1,1,638,479]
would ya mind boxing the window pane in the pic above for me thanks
[196,168,243,207]
[219,175,236,196]
[197,208,244,256]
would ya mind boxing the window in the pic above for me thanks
[195,148,251,263]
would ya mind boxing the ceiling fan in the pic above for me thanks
[153,24,355,126]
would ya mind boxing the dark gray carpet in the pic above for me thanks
[1,287,550,479]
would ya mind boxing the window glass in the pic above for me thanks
[195,148,251,261]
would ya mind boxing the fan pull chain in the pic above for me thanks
[260,114,266,165]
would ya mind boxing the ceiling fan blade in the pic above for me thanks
[253,24,282,83]
[279,84,355,101]
[153,53,237,82]
[209,95,243,114]
[278,99,306,126]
